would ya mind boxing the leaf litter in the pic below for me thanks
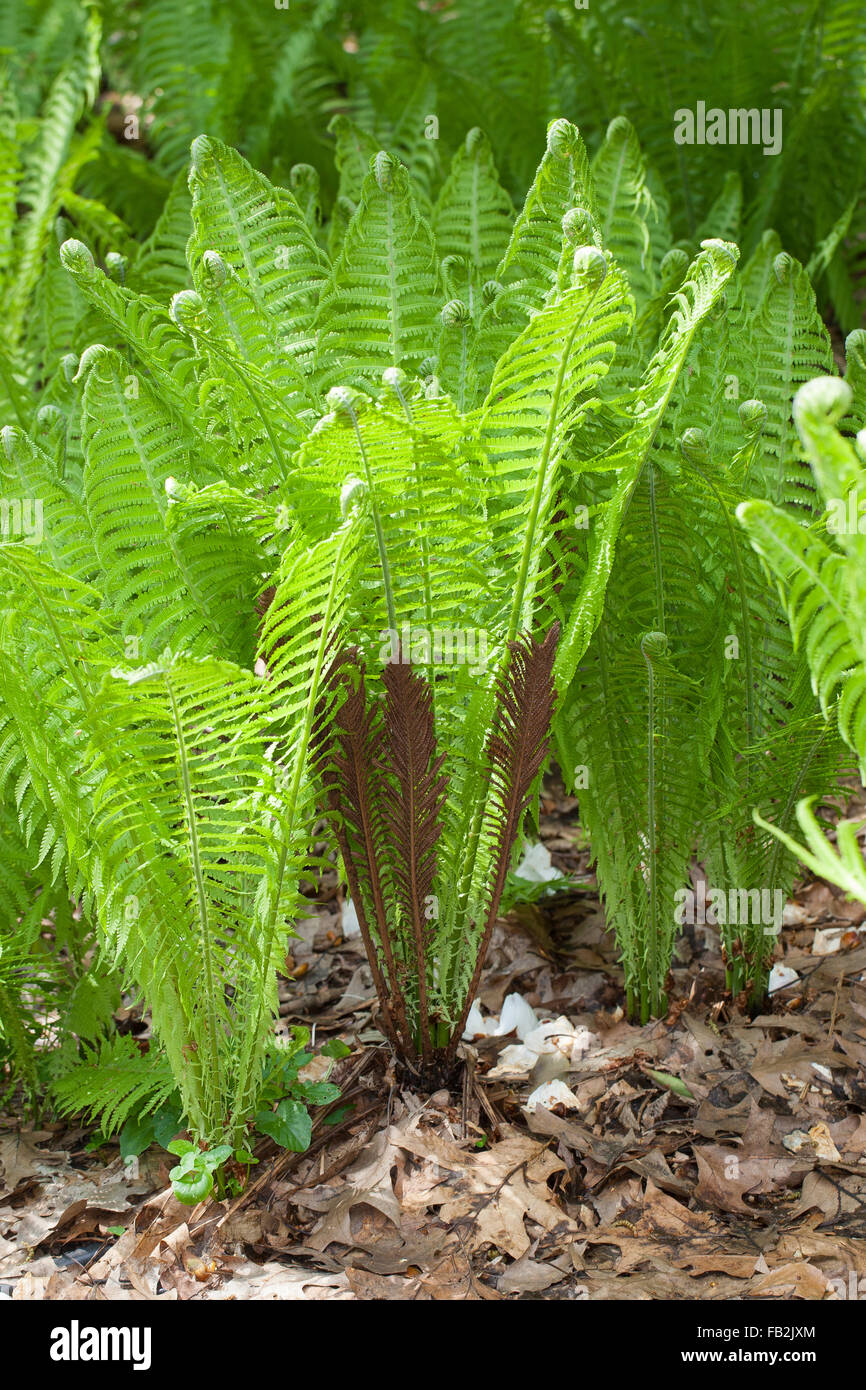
[3,779,866,1302]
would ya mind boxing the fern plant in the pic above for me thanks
[270,125,634,1070]
[0,136,365,1146]
[51,1033,178,1145]
[0,121,639,1083]
[254,122,742,1061]
[0,90,853,1122]
[738,372,866,905]
[0,527,355,1148]
[552,123,847,1017]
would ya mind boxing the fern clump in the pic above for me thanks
[0,133,365,1147]
[0,81,857,1131]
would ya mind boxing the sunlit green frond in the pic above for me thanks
[188,135,329,365]
[748,252,835,512]
[3,8,100,348]
[739,376,866,770]
[59,238,200,419]
[79,346,262,662]
[315,153,441,390]
[493,119,596,325]
[433,128,513,301]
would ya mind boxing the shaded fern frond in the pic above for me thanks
[52,1034,177,1138]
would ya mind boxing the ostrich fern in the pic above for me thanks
[738,373,866,907]
[268,122,742,1056]
[553,129,846,1016]
[0,98,854,1117]
[0,135,363,1142]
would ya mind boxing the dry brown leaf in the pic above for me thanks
[212,1261,353,1300]
[0,1130,71,1195]
[750,1260,832,1299]
[390,1121,575,1258]
[346,1267,424,1299]
[306,1129,402,1252]
[694,1142,803,1213]
[749,1035,850,1097]
[497,1244,569,1294]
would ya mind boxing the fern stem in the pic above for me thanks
[391,382,437,708]
[647,463,666,633]
[350,412,398,635]
[165,676,223,1136]
[641,635,661,1024]
[644,471,665,1023]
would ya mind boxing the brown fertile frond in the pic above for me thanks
[487,623,560,853]
[309,644,357,780]
[318,653,413,1054]
[255,584,276,620]
[254,584,277,670]
[448,621,560,1052]
[381,654,448,1062]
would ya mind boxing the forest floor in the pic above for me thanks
[2,776,866,1302]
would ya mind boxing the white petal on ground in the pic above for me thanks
[524,1017,598,1063]
[811,926,854,955]
[486,1044,539,1079]
[768,963,799,993]
[523,1079,581,1113]
[514,841,560,883]
[495,993,539,1040]
[782,902,809,926]
[462,1000,498,1040]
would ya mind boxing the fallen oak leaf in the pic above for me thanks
[0,1131,71,1195]
[390,1122,576,1259]
[694,1142,804,1214]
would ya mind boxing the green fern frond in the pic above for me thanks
[188,135,329,367]
[591,116,657,310]
[59,238,200,420]
[493,118,596,329]
[3,7,101,349]
[52,1034,177,1138]
[315,152,441,390]
[739,375,866,770]
[433,129,513,302]
[78,346,261,663]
